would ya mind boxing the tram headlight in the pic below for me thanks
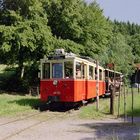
[53,80,58,86]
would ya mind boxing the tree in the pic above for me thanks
[79,2,112,59]
[129,34,140,63]
[45,0,84,41]
[0,0,53,78]
[107,33,134,75]
[113,20,140,66]
[45,0,112,59]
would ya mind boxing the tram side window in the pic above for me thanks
[42,63,50,79]
[95,68,97,80]
[82,64,86,79]
[52,63,63,78]
[89,65,93,79]
[109,71,114,78]
[99,69,102,80]
[64,61,73,78]
[76,62,82,79]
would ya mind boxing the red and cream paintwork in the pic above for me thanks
[39,51,105,103]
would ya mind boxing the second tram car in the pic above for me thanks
[39,49,122,104]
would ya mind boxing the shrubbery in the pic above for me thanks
[0,64,39,93]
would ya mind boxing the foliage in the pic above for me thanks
[129,34,140,63]
[1,70,27,92]
[0,0,53,79]
[45,0,84,41]
[0,63,40,92]
[79,2,112,59]
[0,0,140,92]
[45,0,112,58]
[113,20,140,36]
[53,38,85,55]
[107,33,134,75]
[113,21,140,66]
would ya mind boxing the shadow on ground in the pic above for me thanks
[76,120,140,140]
[8,98,41,108]
[8,98,76,112]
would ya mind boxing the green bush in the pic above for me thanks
[0,63,39,93]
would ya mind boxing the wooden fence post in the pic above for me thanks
[110,87,115,115]
[117,85,121,117]
[131,85,134,124]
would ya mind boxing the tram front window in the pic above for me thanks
[64,61,73,78]
[52,63,63,78]
[42,63,50,79]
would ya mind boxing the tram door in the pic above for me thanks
[82,63,87,100]
[75,62,87,101]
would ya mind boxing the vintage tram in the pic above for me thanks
[39,49,122,105]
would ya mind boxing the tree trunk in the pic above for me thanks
[21,66,25,78]
[18,62,25,79]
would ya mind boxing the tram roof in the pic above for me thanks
[41,49,105,69]
[105,68,122,75]
[41,54,105,69]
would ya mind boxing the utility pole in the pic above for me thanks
[96,60,99,111]
[124,82,127,122]
[110,63,115,115]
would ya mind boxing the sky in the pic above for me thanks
[85,0,140,24]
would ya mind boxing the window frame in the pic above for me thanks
[75,59,87,79]
[52,62,63,79]
[89,65,95,80]
[42,62,50,79]
[64,61,74,79]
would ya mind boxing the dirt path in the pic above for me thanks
[0,111,140,140]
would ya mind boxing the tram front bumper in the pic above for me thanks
[48,96,60,102]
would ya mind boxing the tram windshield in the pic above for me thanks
[52,63,63,78]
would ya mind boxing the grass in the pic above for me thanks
[1,87,140,119]
[0,93,40,117]
[116,91,140,117]
[79,99,110,119]
[80,88,140,119]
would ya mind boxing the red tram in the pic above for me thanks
[39,49,122,105]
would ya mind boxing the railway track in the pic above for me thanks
[2,114,65,140]
[0,105,75,140]
[0,112,41,127]
[0,97,110,140]
[0,102,50,127]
